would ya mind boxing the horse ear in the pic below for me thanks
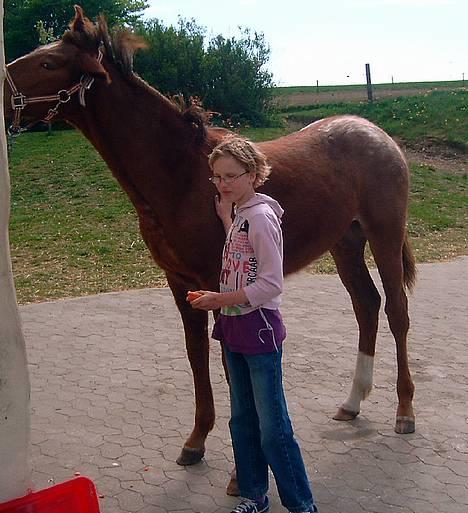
[80,53,111,84]
[72,5,87,32]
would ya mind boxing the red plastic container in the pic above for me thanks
[0,477,100,513]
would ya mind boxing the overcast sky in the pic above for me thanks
[143,0,467,86]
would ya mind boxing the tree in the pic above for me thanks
[203,29,275,126]
[134,20,275,126]
[134,17,206,100]
[0,1,31,501]
[4,0,148,62]
[35,19,56,45]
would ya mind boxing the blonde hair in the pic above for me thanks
[208,135,271,188]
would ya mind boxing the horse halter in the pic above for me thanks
[5,49,103,135]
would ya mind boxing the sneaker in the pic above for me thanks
[230,496,269,513]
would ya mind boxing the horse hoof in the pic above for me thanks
[176,446,205,466]
[226,475,240,496]
[395,416,415,434]
[333,407,359,421]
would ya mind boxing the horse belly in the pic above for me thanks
[282,202,356,275]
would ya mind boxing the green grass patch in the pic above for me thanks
[407,163,467,259]
[281,90,468,151]
[239,126,291,141]
[9,130,166,304]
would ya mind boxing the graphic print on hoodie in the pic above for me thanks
[219,193,284,316]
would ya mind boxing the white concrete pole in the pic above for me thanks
[0,1,32,501]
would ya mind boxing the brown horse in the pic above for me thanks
[5,6,416,469]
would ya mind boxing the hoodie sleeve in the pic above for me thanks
[243,211,283,308]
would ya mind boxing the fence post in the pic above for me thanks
[365,63,373,102]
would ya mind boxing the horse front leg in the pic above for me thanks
[167,276,215,465]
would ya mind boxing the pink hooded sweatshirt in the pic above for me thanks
[219,193,284,316]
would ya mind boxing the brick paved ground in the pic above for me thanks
[20,257,468,513]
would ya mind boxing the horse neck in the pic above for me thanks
[67,67,200,220]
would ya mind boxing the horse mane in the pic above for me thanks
[63,13,210,145]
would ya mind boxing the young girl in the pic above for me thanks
[189,135,319,513]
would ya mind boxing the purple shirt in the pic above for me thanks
[213,193,286,354]
[212,308,286,354]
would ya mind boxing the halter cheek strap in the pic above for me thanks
[5,49,103,135]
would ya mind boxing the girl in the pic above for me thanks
[189,135,318,513]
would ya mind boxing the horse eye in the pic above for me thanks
[41,62,51,70]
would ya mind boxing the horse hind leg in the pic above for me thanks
[330,221,382,422]
[367,227,416,434]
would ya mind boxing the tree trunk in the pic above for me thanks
[0,1,32,501]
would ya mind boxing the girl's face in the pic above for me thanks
[211,155,256,206]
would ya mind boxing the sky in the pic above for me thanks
[142,0,467,86]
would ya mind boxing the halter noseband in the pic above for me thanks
[5,49,103,135]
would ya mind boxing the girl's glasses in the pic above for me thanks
[209,171,249,184]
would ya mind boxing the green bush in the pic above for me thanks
[134,20,276,127]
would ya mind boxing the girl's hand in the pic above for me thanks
[189,291,223,311]
[214,194,233,227]
[186,291,203,302]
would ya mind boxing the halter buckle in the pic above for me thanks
[11,93,27,110]
[57,90,71,103]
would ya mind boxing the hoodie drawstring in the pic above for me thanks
[258,308,279,352]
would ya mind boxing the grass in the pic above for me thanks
[9,130,166,304]
[8,107,467,303]
[408,163,467,259]
[240,126,291,141]
[281,90,468,150]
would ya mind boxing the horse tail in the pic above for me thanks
[402,231,417,292]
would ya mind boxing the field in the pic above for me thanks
[7,84,468,304]
[274,80,466,107]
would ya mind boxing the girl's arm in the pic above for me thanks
[189,288,248,311]
[191,211,283,311]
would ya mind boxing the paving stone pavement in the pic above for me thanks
[19,257,468,513]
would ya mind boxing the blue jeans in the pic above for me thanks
[225,346,318,513]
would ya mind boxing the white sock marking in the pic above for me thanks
[342,352,374,414]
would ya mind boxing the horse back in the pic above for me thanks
[256,116,410,273]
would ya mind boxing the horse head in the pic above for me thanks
[4,5,109,132]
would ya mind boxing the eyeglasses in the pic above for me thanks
[209,171,249,185]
